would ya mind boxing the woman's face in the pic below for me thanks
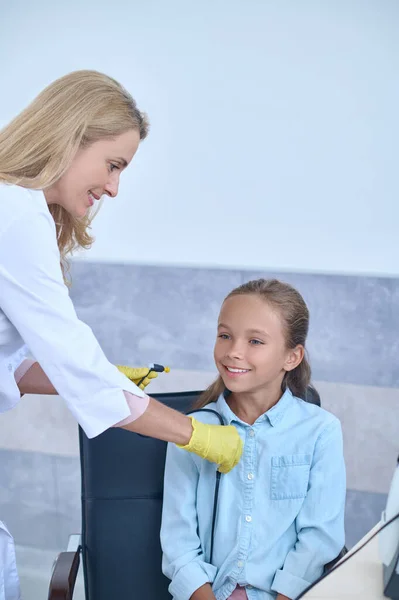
[45,129,140,218]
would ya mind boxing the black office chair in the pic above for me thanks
[47,389,345,600]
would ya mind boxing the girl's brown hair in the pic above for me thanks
[195,278,317,408]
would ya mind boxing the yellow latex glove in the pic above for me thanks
[178,416,243,474]
[117,366,159,390]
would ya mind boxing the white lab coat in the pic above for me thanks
[0,522,20,600]
[0,184,146,597]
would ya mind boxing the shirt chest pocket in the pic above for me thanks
[271,454,311,500]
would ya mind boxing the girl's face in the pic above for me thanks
[214,294,302,396]
[45,129,140,218]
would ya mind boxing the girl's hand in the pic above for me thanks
[190,583,216,599]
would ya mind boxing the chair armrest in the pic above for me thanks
[47,535,81,600]
[323,545,348,573]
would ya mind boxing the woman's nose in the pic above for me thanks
[104,176,120,198]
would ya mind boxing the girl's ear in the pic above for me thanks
[284,345,304,372]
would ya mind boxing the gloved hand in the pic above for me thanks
[178,416,243,473]
[117,366,158,390]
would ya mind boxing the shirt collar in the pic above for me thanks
[214,387,295,427]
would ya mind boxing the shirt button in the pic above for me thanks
[249,429,255,437]
[247,472,254,480]
[245,515,252,522]
[237,560,244,568]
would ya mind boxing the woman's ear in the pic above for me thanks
[284,345,304,372]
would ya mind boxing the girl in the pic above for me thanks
[161,279,346,600]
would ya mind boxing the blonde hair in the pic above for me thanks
[0,70,149,277]
[195,278,317,408]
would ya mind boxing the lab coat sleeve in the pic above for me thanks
[0,208,146,438]
[161,442,217,600]
[0,343,31,412]
[0,520,21,600]
[271,418,346,600]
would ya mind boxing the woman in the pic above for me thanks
[0,70,242,599]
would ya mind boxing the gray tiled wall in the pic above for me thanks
[70,263,399,387]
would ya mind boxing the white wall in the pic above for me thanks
[1,0,398,276]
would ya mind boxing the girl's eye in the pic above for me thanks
[249,339,264,345]
[218,334,230,340]
[109,163,120,172]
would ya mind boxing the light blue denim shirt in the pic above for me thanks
[161,389,346,600]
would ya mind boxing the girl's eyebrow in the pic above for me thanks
[247,328,269,337]
[217,324,270,338]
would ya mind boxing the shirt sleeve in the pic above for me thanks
[271,418,346,600]
[0,207,146,438]
[161,442,217,600]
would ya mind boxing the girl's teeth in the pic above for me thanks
[227,367,249,373]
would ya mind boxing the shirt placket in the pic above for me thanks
[230,425,257,590]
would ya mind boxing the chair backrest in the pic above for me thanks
[79,389,321,600]
[79,391,199,600]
